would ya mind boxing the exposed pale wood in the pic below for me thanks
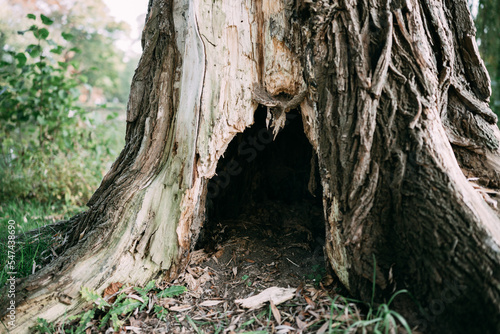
[235,287,296,309]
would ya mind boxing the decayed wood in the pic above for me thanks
[235,287,296,309]
[2,0,500,333]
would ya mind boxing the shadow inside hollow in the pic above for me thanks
[197,106,326,278]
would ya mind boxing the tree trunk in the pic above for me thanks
[3,0,500,333]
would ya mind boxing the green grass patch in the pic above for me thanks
[0,200,83,287]
[0,105,125,287]
[0,107,125,206]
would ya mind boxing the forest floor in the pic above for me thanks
[34,201,414,333]
[122,201,412,333]
[147,201,337,333]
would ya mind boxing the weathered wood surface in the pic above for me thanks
[3,0,500,333]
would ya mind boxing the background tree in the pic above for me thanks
[475,0,500,119]
[49,0,133,103]
[0,0,135,103]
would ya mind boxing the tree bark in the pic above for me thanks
[3,0,500,333]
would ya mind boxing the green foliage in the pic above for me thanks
[306,264,326,286]
[40,15,54,26]
[0,201,83,287]
[347,292,412,334]
[43,0,135,103]
[241,274,252,286]
[154,305,169,320]
[319,256,412,333]
[186,315,202,334]
[0,14,125,206]
[33,313,87,334]
[316,293,412,334]
[0,15,125,305]
[35,282,187,332]
[33,318,58,333]
[157,285,188,298]
[65,309,96,334]
[0,16,84,148]
[134,279,157,297]
[80,285,143,331]
[65,26,127,102]
[0,0,136,104]
[80,287,111,310]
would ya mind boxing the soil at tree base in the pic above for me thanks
[129,201,355,333]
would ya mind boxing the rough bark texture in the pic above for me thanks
[310,2,500,333]
[2,0,500,333]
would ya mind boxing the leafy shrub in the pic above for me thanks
[0,14,124,206]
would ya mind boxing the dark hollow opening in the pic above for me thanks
[196,106,327,287]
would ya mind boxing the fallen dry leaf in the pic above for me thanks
[127,294,145,304]
[275,324,295,332]
[322,274,334,286]
[304,295,315,308]
[103,282,123,303]
[58,294,72,305]
[124,326,141,334]
[270,300,281,324]
[316,321,329,334]
[296,317,307,330]
[199,300,224,307]
[308,309,320,318]
[189,249,210,265]
[214,248,225,258]
[158,297,178,307]
[169,305,193,312]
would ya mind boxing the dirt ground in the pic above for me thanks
[131,200,360,333]
[35,200,414,333]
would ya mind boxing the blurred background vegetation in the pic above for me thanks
[474,0,500,118]
[0,0,145,284]
[0,0,498,285]
[0,0,143,214]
